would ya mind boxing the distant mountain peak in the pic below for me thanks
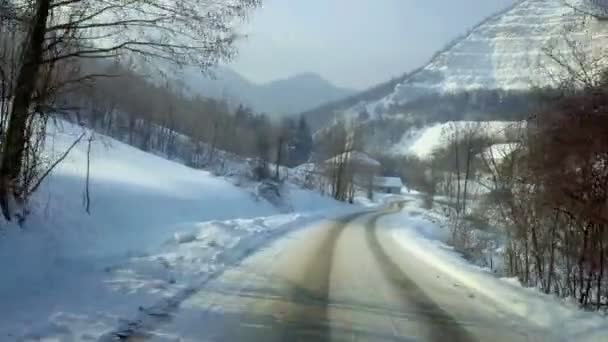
[288,72,328,81]
[175,67,355,116]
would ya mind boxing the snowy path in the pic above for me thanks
[124,203,550,341]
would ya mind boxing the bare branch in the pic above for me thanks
[27,131,85,196]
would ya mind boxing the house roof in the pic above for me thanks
[373,176,403,188]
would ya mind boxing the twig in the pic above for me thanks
[83,132,94,214]
[27,132,86,196]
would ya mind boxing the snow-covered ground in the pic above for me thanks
[361,0,608,115]
[3,120,605,340]
[390,121,520,159]
[384,195,608,341]
[0,121,362,341]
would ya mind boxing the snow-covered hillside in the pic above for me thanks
[368,0,608,113]
[0,121,356,341]
[391,121,520,159]
[308,0,608,156]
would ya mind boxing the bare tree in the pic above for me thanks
[319,122,364,203]
[274,121,289,181]
[475,50,608,307]
[0,0,261,220]
[542,18,608,91]
[438,122,486,215]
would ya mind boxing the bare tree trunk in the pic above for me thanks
[463,140,472,215]
[507,244,515,276]
[584,268,593,307]
[566,221,574,297]
[275,136,284,180]
[83,133,93,214]
[598,229,605,309]
[530,223,544,288]
[128,114,136,146]
[579,224,590,305]
[104,110,114,135]
[207,121,219,164]
[547,211,559,294]
[524,234,530,286]
[454,139,461,214]
[0,0,51,220]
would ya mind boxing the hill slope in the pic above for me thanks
[368,0,608,113]
[306,0,608,153]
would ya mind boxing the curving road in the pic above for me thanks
[131,204,545,341]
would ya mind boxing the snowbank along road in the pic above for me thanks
[127,202,547,341]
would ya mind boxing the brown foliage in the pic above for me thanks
[530,91,608,226]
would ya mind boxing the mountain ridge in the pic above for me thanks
[304,0,608,155]
[175,66,356,116]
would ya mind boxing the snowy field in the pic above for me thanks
[384,196,608,341]
[0,121,361,341]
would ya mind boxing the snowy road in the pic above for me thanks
[130,203,545,341]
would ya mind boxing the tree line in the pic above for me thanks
[63,61,314,178]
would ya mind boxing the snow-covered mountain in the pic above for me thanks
[306,0,608,155]
[174,66,355,116]
[369,0,608,113]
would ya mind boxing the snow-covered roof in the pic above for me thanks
[325,151,381,168]
[373,176,403,188]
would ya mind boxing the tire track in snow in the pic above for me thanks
[273,211,369,340]
[364,208,477,342]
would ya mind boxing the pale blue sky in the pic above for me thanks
[230,0,516,89]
